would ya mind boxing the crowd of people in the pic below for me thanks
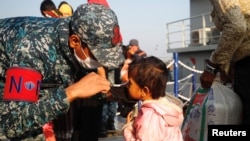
[0,0,249,141]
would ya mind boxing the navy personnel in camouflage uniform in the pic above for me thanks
[0,3,124,141]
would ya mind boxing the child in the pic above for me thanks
[122,56,184,141]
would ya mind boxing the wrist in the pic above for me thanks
[65,85,77,103]
[205,60,220,74]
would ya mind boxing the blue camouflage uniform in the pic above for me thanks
[0,3,124,141]
[99,68,120,137]
[0,16,73,140]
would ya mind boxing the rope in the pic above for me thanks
[167,60,174,68]
[167,74,193,85]
[165,58,202,103]
[178,94,190,102]
[178,75,192,92]
[167,74,193,103]
[178,60,203,74]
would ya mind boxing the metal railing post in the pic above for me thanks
[173,52,179,97]
[192,66,196,92]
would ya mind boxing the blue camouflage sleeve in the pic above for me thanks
[0,85,70,138]
[0,17,72,139]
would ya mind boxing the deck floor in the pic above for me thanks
[99,115,126,141]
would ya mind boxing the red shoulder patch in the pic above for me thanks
[112,25,122,46]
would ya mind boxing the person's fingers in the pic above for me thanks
[97,67,106,78]
[200,70,216,89]
[126,111,133,123]
[65,72,111,102]
[84,72,111,94]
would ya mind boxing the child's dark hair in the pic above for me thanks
[128,56,169,99]
[40,0,62,17]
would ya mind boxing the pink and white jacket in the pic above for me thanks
[122,94,184,141]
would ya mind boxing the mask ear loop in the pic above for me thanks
[111,82,128,88]
[80,43,98,61]
[80,46,88,59]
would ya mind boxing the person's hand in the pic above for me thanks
[65,72,111,102]
[97,66,106,79]
[200,60,220,89]
[120,59,131,83]
[126,111,133,123]
[128,46,137,55]
[200,70,217,89]
[137,51,146,57]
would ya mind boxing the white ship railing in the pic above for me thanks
[166,13,221,49]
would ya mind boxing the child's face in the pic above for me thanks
[127,78,141,100]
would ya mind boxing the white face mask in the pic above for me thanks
[74,48,102,69]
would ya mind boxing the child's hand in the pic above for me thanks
[126,111,133,123]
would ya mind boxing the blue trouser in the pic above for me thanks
[101,101,118,130]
